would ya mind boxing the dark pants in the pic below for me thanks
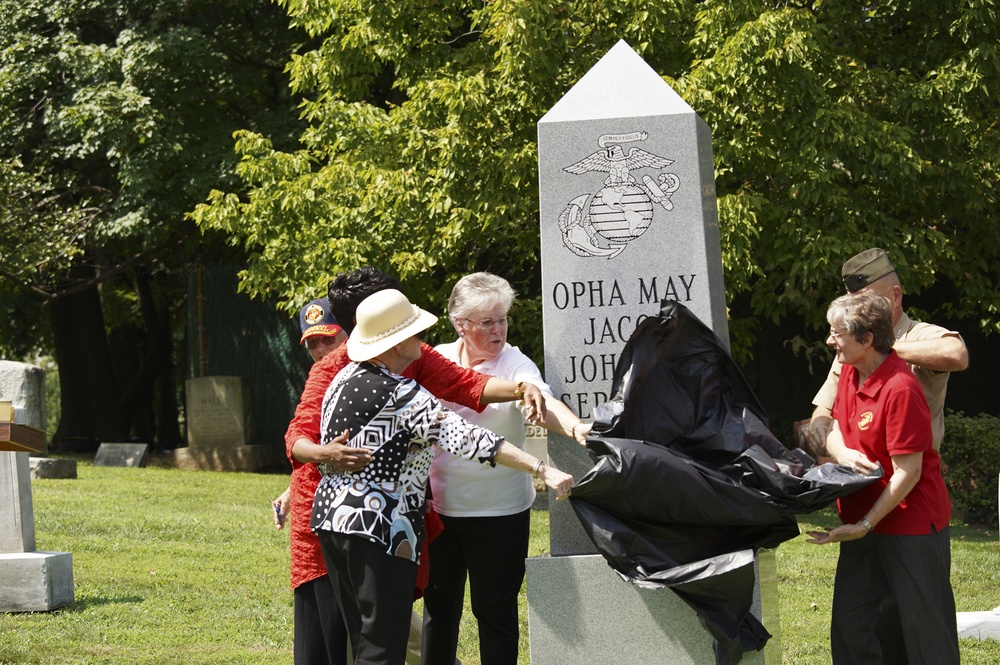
[421,510,530,665]
[318,530,417,665]
[831,527,960,665]
[294,574,349,665]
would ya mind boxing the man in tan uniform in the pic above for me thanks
[809,247,968,457]
[808,247,968,665]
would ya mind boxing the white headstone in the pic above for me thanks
[528,41,775,664]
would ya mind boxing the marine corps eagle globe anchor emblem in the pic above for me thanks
[558,131,680,259]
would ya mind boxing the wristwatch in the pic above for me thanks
[513,381,525,402]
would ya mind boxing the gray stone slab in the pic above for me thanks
[538,41,727,427]
[0,551,74,612]
[29,456,78,480]
[93,442,150,468]
[547,437,599,555]
[185,376,254,447]
[531,40,780,663]
[957,607,1000,641]
[527,553,776,664]
[0,452,35,553]
[537,38,727,552]
[0,361,46,430]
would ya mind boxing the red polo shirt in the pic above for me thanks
[833,350,950,535]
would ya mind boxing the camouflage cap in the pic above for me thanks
[842,248,896,293]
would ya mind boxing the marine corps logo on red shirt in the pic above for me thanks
[304,304,325,325]
[858,411,874,431]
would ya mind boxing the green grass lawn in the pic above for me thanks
[1,460,997,664]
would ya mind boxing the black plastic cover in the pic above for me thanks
[569,300,882,664]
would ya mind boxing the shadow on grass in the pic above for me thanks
[59,594,145,613]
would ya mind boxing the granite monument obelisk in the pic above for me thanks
[527,41,778,664]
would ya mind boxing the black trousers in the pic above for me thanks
[421,510,530,665]
[294,574,350,665]
[318,530,417,665]
[831,527,960,665]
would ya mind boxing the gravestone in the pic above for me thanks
[528,41,777,664]
[29,456,78,480]
[94,442,150,468]
[177,376,279,471]
[0,361,74,612]
[184,376,253,447]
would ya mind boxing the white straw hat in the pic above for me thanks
[347,289,438,362]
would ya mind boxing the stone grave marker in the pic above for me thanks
[29,456,78,480]
[184,376,253,447]
[527,40,777,664]
[177,375,279,471]
[94,442,150,468]
[0,360,74,612]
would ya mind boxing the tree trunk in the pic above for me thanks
[134,269,180,449]
[50,284,127,445]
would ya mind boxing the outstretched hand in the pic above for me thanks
[805,522,868,545]
[521,383,547,425]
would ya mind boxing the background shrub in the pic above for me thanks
[942,412,1000,529]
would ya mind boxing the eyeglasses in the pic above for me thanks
[461,316,512,331]
[305,335,341,351]
[827,328,849,341]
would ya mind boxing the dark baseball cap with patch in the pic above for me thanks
[299,298,342,344]
[842,248,896,293]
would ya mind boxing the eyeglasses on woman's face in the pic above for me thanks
[461,316,512,332]
[827,328,850,342]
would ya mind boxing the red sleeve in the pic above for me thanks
[402,342,488,413]
[284,346,350,463]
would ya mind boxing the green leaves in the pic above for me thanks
[193,0,1000,359]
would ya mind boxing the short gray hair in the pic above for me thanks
[826,292,894,354]
[448,272,516,328]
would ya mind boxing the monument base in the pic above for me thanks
[173,444,284,472]
[0,551,74,612]
[526,552,779,664]
[957,608,1000,641]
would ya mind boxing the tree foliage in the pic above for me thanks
[1,0,305,443]
[192,0,999,362]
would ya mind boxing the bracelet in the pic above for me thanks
[570,423,581,440]
[860,517,875,532]
[531,459,546,478]
[513,380,525,402]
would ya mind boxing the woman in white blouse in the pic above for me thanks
[422,273,590,665]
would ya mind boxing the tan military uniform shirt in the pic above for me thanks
[812,312,962,451]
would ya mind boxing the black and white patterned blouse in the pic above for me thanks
[311,361,504,562]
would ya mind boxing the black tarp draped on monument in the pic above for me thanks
[568,300,882,665]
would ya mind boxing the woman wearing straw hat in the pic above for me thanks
[311,289,574,665]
